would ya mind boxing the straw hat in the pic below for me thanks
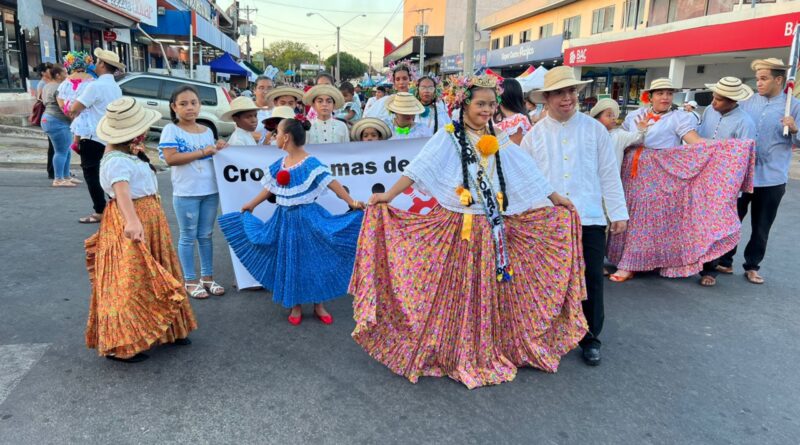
[386,92,425,115]
[265,86,304,104]
[528,66,592,103]
[350,117,392,141]
[221,96,261,121]
[589,98,620,118]
[644,78,676,92]
[704,77,754,102]
[684,100,698,109]
[303,84,345,109]
[751,58,789,72]
[93,47,125,71]
[97,97,160,144]
[262,106,297,130]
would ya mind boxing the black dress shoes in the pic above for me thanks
[106,353,149,363]
[582,345,601,366]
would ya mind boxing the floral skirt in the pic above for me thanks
[350,204,587,389]
[607,140,755,277]
[85,195,197,358]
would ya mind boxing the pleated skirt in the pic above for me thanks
[349,204,588,389]
[85,195,197,358]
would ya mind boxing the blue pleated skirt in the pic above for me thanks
[218,204,363,307]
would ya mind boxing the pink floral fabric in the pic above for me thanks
[349,204,587,389]
[496,113,532,137]
[607,139,755,277]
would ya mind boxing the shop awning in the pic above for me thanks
[242,61,263,75]
[43,0,137,27]
[237,61,258,82]
[141,10,240,57]
[210,53,248,76]
[486,36,564,68]
[383,36,444,66]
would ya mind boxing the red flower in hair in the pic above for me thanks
[293,113,307,123]
[276,169,291,186]
[640,91,650,105]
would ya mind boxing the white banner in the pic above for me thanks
[212,139,436,289]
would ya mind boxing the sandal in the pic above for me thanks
[699,275,716,287]
[200,279,225,296]
[79,213,102,224]
[53,179,77,187]
[609,271,634,282]
[185,282,209,299]
[745,270,764,285]
[715,265,734,274]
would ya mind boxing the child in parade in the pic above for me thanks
[261,106,299,145]
[305,85,350,144]
[590,98,647,168]
[350,117,392,142]
[218,118,366,326]
[224,96,262,146]
[414,75,451,134]
[86,97,197,363]
[335,81,361,125]
[351,75,585,389]
[386,92,433,139]
[495,78,533,145]
[159,86,229,299]
[266,85,304,112]
[57,51,95,155]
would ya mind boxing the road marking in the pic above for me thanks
[0,344,49,405]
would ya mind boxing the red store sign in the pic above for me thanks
[566,13,800,66]
[103,30,117,42]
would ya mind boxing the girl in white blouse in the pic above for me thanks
[159,85,229,299]
[304,85,350,144]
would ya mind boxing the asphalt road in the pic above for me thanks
[1,168,798,444]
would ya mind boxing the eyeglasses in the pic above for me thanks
[418,86,436,92]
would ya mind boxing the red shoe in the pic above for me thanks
[315,313,333,325]
[288,313,302,326]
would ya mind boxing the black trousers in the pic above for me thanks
[46,138,55,179]
[580,225,606,349]
[719,184,786,272]
[79,139,107,214]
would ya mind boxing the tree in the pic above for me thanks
[260,40,318,72]
[324,52,367,82]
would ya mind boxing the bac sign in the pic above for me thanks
[566,13,800,66]
[103,30,117,42]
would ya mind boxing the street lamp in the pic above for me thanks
[307,12,366,83]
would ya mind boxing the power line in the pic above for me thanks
[348,0,404,50]
[252,0,397,14]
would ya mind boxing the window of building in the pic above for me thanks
[52,20,69,62]
[520,30,531,43]
[491,38,500,50]
[592,6,616,34]
[539,23,553,39]
[563,16,581,39]
[706,0,736,14]
[648,0,673,26]
[674,0,706,21]
[120,77,161,99]
[132,44,146,72]
[623,0,646,28]
[503,35,513,47]
[72,24,102,54]
[24,27,42,80]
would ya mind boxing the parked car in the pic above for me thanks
[117,73,234,138]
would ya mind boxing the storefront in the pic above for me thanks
[581,68,647,111]
[485,35,563,78]
[440,49,488,74]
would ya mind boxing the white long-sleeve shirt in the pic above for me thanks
[521,112,629,225]
[610,127,643,168]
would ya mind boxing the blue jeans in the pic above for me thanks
[173,193,219,281]
[41,114,72,179]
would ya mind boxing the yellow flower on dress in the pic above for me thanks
[476,135,499,157]
[459,189,473,206]
[445,123,455,134]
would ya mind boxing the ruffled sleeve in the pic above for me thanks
[100,154,135,188]
[261,157,334,206]
[157,123,179,160]
[673,110,698,138]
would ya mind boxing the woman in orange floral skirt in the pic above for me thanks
[85,97,197,363]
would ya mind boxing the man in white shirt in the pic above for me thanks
[69,48,124,224]
[520,66,628,367]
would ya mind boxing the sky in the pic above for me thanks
[217,0,406,69]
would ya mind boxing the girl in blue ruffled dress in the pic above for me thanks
[218,118,366,326]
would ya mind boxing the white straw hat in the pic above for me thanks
[221,96,262,121]
[265,86,304,104]
[96,97,160,144]
[93,47,125,71]
[303,85,345,109]
[645,78,677,92]
[350,117,392,141]
[385,92,425,115]
[751,58,789,72]
[262,106,297,130]
[529,66,592,103]
[704,77,754,102]
[589,98,620,118]
[684,100,698,108]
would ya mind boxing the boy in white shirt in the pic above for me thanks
[222,97,261,146]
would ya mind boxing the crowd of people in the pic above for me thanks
[36,46,795,388]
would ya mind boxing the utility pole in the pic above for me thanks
[336,25,340,83]
[464,0,476,76]
[412,8,432,75]
[241,5,258,62]
[232,1,239,48]
[368,51,372,76]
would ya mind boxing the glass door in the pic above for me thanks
[0,8,24,90]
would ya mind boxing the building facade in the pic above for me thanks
[480,0,799,110]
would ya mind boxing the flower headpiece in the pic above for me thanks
[293,113,307,123]
[63,51,93,73]
[388,61,419,82]
[442,74,504,112]
[410,75,443,99]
